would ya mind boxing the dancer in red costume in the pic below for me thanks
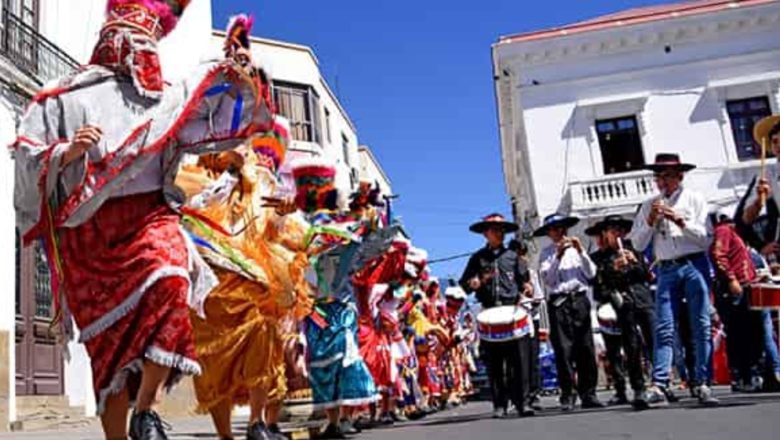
[13,2,273,438]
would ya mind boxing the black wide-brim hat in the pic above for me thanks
[469,213,519,234]
[584,223,603,237]
[595,215,634,232]
[533,213,579,237]
[644,153,696,172]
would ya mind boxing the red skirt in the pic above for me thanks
[358,317,394,391]
[57,192,199,414]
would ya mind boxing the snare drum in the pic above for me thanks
[597,303,621,336]
[749,283,780,310]
[477,306,531,342]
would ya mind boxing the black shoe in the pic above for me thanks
[631,393,650,411]
[608,392,630,406]
[697,385,720,407]
[353,416,377,430]
[662,386,679,403]
[520,404,536,417]
[560,395,576,412]
[316,424,346,440]
[406,409,427,421]
[246,421,277,440]
[581,397,606,409]
[378,413,395,425]
[266,424,287,440]
[129,410,169,440]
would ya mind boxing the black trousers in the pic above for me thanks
[528,320,541,397]
[715,286,764,383]
[483,337,531,411]
[604,303,654,393]
[634,304,656,366]
[549,293,599,399]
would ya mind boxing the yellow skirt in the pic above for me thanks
[191,268,287,412]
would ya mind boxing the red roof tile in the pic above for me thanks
[498,0,777,44]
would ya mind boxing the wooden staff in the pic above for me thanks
[761,136,768,206]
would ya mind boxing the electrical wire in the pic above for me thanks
[428,252,473,264]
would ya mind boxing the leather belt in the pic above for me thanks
[658,252,706,268]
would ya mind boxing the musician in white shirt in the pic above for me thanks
[628,153,718,407]
[536,213,604,411]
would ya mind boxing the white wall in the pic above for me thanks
[38,0,213,81]
[359,148,392,196]
[496,3,780,222]
[159,0,213,82]
[38,0,104,64]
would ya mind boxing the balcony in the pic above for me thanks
[0,9,79,86]
[568,162,763,214]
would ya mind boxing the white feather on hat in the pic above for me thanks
[406,247,428,264]
[444,286,467,301]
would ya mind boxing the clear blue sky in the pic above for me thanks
[214,0,672,280]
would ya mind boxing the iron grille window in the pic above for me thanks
[350,168,359,190]
[272,81,322,144]
[342,133,350,166]
[33,242,51,318]
[0,3,78,84]
[596,115,645,175]
[324,107,331,144]
[727,97,773,161]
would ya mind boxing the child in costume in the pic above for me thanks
[287,157,401,439]
[13,2,274,438]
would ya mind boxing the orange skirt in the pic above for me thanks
[191,268,286,412]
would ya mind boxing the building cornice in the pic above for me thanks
[358,145,392,186]
[495,3,780,68]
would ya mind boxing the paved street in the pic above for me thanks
[2,388,779,439]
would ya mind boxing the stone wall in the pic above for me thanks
[0,330,10,432]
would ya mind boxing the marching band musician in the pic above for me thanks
[459,214,535,419]
[591,216,654,410]
[536,213,604,412]
[629,153,719,407]
[508,239,547,411]
[709,207,765,392]
[736,114,780,387]
[741,115,780,269]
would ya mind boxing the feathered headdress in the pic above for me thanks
[224,14,255,55]
[105,0,190,37]
[250,117,290,174]
[290,157,340,213]
[349,180,384,211]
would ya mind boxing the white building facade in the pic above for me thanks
[493,0,780,244]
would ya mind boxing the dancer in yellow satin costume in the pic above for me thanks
[177,114,311,440]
